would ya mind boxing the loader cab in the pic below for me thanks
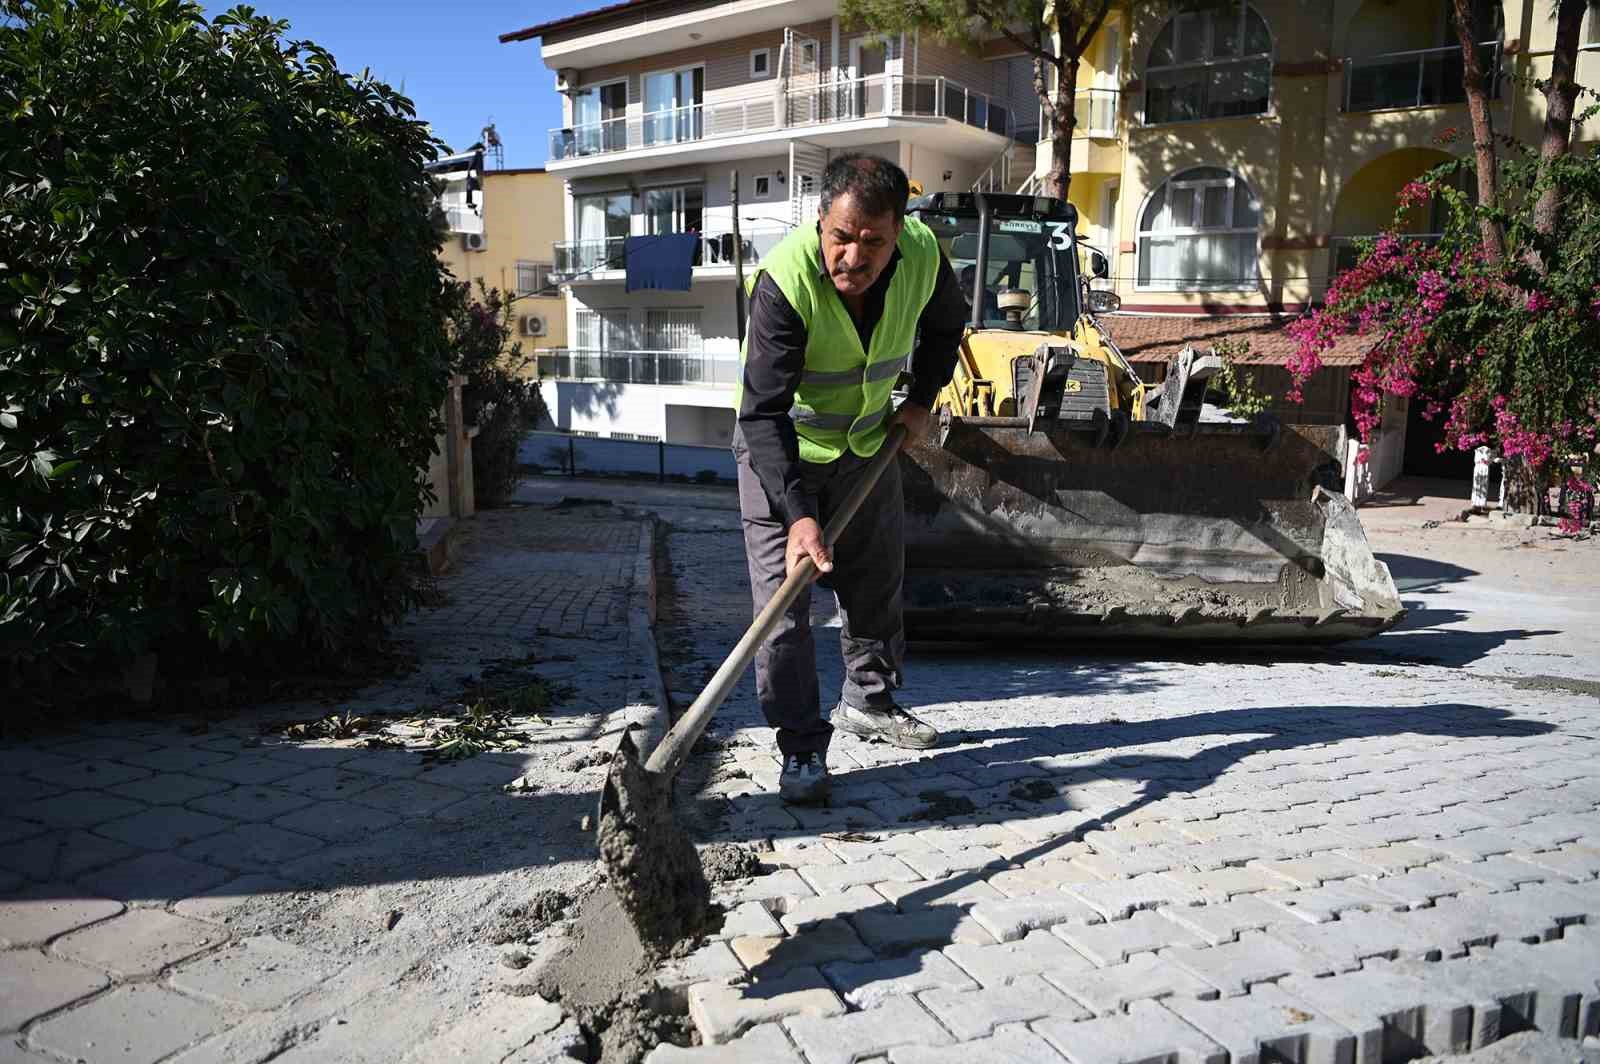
[907,192,1084,333]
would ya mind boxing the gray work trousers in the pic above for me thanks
[734,430,906,757]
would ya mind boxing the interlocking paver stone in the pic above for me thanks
[849,906,994,952]
[95,806,234,849]
[1033,997,1226,1064]
[187,785,314,823]
[1165,866,1288,902]
[889,1023,1068,1063]
[177,823,325,871]
[644,1022,802,1062]
[0,830,139,883]
[798,855,922,894]
[778,885,889,933]
[730,918,873,977]
[0,952,108,1031]
[1067,873,1203,920]
[1166,982,1357,1064]
[919,973,1086,1040]
[347,778,468,817]
[1512,844,1600,881]
[108,772,232,805]
[1268,909,1443,971]
[822,950,976,1007]
[968,894,1102,943]
[0,889,122,947]
[785,996,949,1064]
[270,800,402,842]
[1165,931,1335,996]
[715,869,813,910]
[1045,949,1218,1017]
[53,908,219,976]
[1258,881,1409,923]
[8,790,145,830]
[120,747,233,773]
[173,874,296,923]
[688,966,845,1044]
[1156,895,1298,946]
[1433,855,1549,892]
[189,755,304,785]
[1279,966,1474,1060]
[270,766,383,801]
[169,934,342,1009]
[1054,909,1207,966]
[79,852,232,905]
[28,758,153,790]
[1253,853,1381,888]
[943,928,1095,988]
[29,984,225,1064]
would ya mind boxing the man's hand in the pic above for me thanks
[785,517,833,579]
[891,400,935,444]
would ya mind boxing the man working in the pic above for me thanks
[734,153,967,804]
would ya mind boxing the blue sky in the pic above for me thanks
[201,0,598,169]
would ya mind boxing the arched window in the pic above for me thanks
[1137,167,1260,290]
[1145,1,1272,124]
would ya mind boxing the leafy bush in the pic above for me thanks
[446,283,546,507]
[1207,338,1273,420]
[1,0,453,702]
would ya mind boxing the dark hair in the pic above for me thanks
[818,153,910,223]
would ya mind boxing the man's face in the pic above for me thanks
[819,192,900,298]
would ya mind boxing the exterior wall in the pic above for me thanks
[551,381,735,445]
[438,169,568,351]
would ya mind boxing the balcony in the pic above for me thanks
[536,348,740,387]
[548,74,1012,165]
[1074,88,1119,138]
[551,224,790,282]
[1342,42,1501,113]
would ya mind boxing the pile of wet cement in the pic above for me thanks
[697,843,763,883]
[482,888,573,945]
[905,566,1297,620]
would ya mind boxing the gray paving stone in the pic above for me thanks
[1361,866,1476,908]
[169,934,343,1009]
[189,755,304,785]
[1067,873,1203,920]
[173,874,296,923]
[688,966,846,1045]
[48,737,159,761]
[53,908,220,976]
[1165,931,1335,996]
[1334,842,1440,874]
[730,919,873,977]
[120,746,235,773]
[822,950,976,1008]
[0,830,139,883]
[919,973,1087,1040]
[644,1022,802,1063]
[874,876,1005,910]
[108,772,232,805]
[943,929,1095,988]
[95,806,234,849]
[1163,866,1289,903]
[1158,895,1299,946]
[177,823,325,871]
[1420,828,1533,863]
[0,889,122,948]
[1054,910,1208,967]
[270,799,402,842]
[29,984,226,1064]
[1165,982,1357,1064]
[1253,853,1382,888]
[186,784,314,823]
[712,901,784,941]
[898,847,1006,880]
[1512,844,1600,881]
[785,996,949,1064]
[1268,909,1444,970]
[28,758,153,790]
[1033,997,1227,1064]
[1280,966,1475,1060]
[1071,848,1179,880]
[347,778,469,817]
[1045,950,1219,1017]
[78,852,232,906]
[270,766,383,801]
[7,790,145,830]
[400,991,567,1063]
[849,906,994,952]
[657,940,746,995]
[969,895,1103,943]
[888,1023,1069,1064]
[0,775,62,810]
[1391,949,1564,1045]
[0,748,75,778]
[0,951,108,1031]
[1258,881,1410,924]
[1434,855,1550,892]
[779,885,890,933]
[715,869,813,910]
[798,856,922,895]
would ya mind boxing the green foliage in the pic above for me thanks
[1,0,454,699]
[838,0,1045,49]
[446,283,546,508]
[1207,339,1273,420]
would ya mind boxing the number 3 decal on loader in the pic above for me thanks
[1048,222,1073,250]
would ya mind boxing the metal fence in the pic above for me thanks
[536,349,740,386]
[1343,42,1501,113]
[552,224,789,281]
[518,430,736,483]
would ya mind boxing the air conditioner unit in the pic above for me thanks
[555,68,579,94]
[520,315,547,337]
[463,232,487,252]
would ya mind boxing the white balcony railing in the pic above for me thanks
[536,348,740,387]
[1342,42,1501,113]
[548,74,1013,161]
[551,224,790,281]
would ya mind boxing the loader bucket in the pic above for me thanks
[899,419,1404,644]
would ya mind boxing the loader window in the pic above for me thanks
[920,212,1080,331]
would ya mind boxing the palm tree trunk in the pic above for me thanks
[1451,0,1505,264]
[1525,0,1587,274]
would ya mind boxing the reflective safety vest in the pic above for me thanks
[738,216,940,465]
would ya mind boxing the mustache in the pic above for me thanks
[833,264,871,276]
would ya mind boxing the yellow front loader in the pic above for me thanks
[897,192,1403,643]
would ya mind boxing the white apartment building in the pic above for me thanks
[501,0,1037,445]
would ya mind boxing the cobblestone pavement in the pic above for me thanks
[646,485,1600,1063]
[1,500,659,1063]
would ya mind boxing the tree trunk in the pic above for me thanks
[1525,0,1587,273]
[1046,54,1077,202]
[1502,455,1545,516]
[1451,0,1505,264]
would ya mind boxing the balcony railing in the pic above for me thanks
[551,224,790,281]
[1342,42,1501,113]
[1074,88,1119,138]
[548,74,1012,161]
[536,348,740,387]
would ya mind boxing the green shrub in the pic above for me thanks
[1,0,453,702]
[446,283,546,507]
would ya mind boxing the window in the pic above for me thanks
[568,81,626,155]
[1137,167,1260,290]
[751,48,771,78]
[571,191,632,273]
[516,261,557,296]
[1145,1,1271,124]
[643,184,704,235]
[753,174,772,198]
[1587,0,1600,46]
[646,309,704,384]
[643,66,705,146]
[801,41,817,67]
[575,308,633,351]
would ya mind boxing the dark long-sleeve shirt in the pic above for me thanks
[738,242,966,527]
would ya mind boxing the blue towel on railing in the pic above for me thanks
[625,233,698,292]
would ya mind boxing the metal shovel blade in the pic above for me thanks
[596,730,713,952]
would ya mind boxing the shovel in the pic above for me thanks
[597,425,909,950]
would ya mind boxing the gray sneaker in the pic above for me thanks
[832,702,939,750]
[778,751,831,805]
